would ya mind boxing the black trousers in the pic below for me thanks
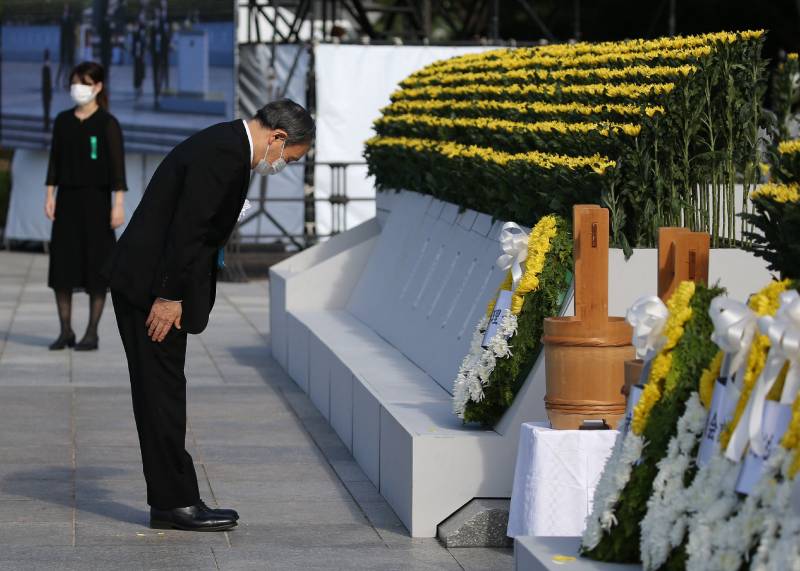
[111,292,200,509]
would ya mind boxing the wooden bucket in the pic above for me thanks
[542,316,634,430]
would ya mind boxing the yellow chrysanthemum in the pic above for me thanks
[400,64,696,89]
[778,139,800,155]
[392,82,675,103]
[366,136,616,174]
[383,99,665,119]
[376,114,641,138]
[699,351,724,410]
[631,281,696,435]
[751,182,800,204]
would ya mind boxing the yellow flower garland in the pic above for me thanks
[376,113,642,138]
[751,182,800,204]
[699,351,724,410]
[400,64,696,89]
[485,215,559,317]
[416,31,762,76]
[719,280,791,449]
[410,46,712,78]
[382,99,665,119]
[392,82,676,102]
[631,281,696,435]
[366,136,616,174]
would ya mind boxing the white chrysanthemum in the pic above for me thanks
[641,393,708,570]
[581,431,643,551]
[751,453,800,571]
[451,312,518,419]
[688,448,787,571]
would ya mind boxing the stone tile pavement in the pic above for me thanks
[0,252,512,571]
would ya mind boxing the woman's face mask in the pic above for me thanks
[70,83,97,106]
[255,138,287,176]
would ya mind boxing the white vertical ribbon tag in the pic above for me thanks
[734,401,792,495]
[791,476,800,517]
[481,290,513,349]
[726,291,800,462]
[621,384,644,437]
[697,380,728,467]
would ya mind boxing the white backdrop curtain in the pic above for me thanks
[312,44,490,237]
[238,43,310,246]
[5,150,162,242]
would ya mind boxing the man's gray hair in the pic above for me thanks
[255,99,315,145]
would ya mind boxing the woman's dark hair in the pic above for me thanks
[255,99,315,145]
[69,61,109,110]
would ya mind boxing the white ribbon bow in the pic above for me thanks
[709,296,758,383]
[726,290,800,460]
[238,199,252,222]
[495,222,529,288]
[626,296,669,361]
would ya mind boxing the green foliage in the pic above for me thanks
[743,197,800,280]
[770,55,800,144]
[366,146,604,226]
[462,217,573,426]
[583,284,724,563]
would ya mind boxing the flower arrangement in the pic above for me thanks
[682,286,800,571]
[365,31,767,250]
[625,280,784,570]
[635,280,791,570]
[750,393,800,570]
[582,281,723,563]
[453,215,572,426]
[744,182,800,282]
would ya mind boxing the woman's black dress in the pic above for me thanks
[46,107,127,293]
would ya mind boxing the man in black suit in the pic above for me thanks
[105,99,314,531]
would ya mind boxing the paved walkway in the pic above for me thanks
[0,252,511,571]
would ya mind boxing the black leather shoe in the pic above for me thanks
[49,331,75,351]
[74,335,99,351]
[150,502,238,531]
[198,499,239,521]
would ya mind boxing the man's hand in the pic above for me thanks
[146,299,182,342]
[110,204,125,229]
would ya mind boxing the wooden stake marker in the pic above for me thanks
[623,227,711,397]
[542,205,634,430]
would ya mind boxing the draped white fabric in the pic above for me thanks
[507,423,618,538]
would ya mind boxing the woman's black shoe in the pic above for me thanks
[74,335,99,351]
[49,332,76,351]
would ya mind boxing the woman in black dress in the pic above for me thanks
[44,61,127,351]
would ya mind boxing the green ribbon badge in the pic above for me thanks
[89,136,98,160]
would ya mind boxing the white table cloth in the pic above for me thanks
[507,422,618,538]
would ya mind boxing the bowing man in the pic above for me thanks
[104,99,314,531]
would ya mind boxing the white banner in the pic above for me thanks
[313,44,491,237]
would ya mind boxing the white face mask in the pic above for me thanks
[255,138,287,176]
[70,84,97,106]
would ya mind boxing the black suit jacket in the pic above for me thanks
[105,120,251,334]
